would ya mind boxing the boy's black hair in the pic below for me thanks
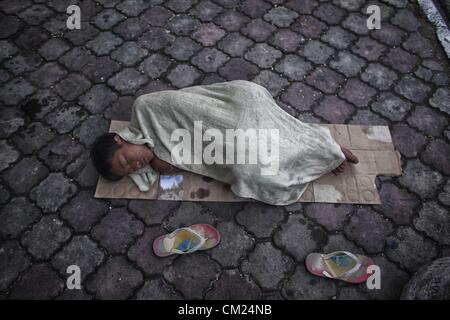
[90,133,122,181]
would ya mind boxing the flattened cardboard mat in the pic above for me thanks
[94,121,402,204]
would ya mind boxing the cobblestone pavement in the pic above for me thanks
[1,0,449,300]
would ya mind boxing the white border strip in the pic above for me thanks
[416,0,450,59]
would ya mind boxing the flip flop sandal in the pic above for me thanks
[306,251,374,284]
[152,224,220,257]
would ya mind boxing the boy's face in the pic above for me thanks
[109,135,153,177]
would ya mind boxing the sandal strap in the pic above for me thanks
[322,251,362,278]
[168,227,207,254]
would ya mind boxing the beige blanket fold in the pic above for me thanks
[113,80,346,206]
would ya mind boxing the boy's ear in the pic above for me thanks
[114,134,124,145]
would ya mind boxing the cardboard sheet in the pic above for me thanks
[94,121,402,204]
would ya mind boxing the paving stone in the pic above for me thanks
[0,140,19,172]
[391,124,427,158]
[282,265,337,300]
[166,64,202,88]
[59,47,95,72]
[136,279,182,300]
[0,40,18,63]
[399,159,443,198]
[128,226,176,276]
[73,115,109,147]
[429,88,450,116]
[241,18,277,42]
[82,56,121,84]
[91,208,144,254]
[201,74,227,85]
[86,256,143,299]
[285,0,319,14]
[38,135,84,170]
[304,203,352,231]
[86,31,123,55]
[65,152,97,189]
[218,57,260,80]
[4,53,42,76]
[63,23,100,46]
[395,75,431,104]
[166,14,201,36]
[107,68,148,94]
[111,42,148,66]
[244,43,282,69]
[337,286,368,300]
[14,26,49,51]
[338,79,376,107]
[391,8,421,32]
[28,62,67,88]
[206,269,262,299]
[164,254,220,299]
[17,4,53,25]
[371,92,412,122]
[135,80,174,96]
[0,197,41,239]
[313,2,346,24]
[141,5,173,27]
[414,201,450,245]
[274,214,327,261]
[21,215,71,260]
[360,63,397,90]
[190,48,228,73]
[79,84,117,114]
[215,9,250,31]
[269,29,304,53]
[321,26,357,49]
[306,67,344,94]
[55,74,91,101]
[374,182,419,225]
[200,201,245,222]
[0,78,36,106]
[37,38,69,62]
[210,221,254,267]
[192,23,226,46]
[383,47,420,74]
[164,202,215,230]
[264,6,298,27]
[239,0,271,18]
[166,0,197,12]
[431,72,449,86]
[56,289,92,300]
[422,139,450,176]
[165,37,201,61]
[299,41,335,66]
[0,69,10,84]
[0,14,22,38]
[358,255,409,299]
[330,52,366,77]
[385,226,438,273]
[291,15,327,39]
[273,55,311,82]
[22,89,61,120]
[372,23,406,46]
[241,242,293,290]
[60,190,108,233]
[191,0,223,21]
[342,13,370,34]
[407,105,448,138]
[323,233,362,254]
[138,54,172,79]
[9,263,64,299]
[343,207,394,254]
[0,241,30,292]
[0,184,10,205]
[236,202,286,238]
[350,108,388,125]
[29,172,78,212]
[0,0,33,14]
[116,0,150,16]
[52,235,104,281]
[438,180,450,206]
[351,37,386,61]
[252,70,289,96]
[45,103,87,134]
[314,95,355,123]
[219,34,256,60]
[93,8,126,30]
[403,33,434,58]
[0,108,25,138]
[2,156,49,195]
